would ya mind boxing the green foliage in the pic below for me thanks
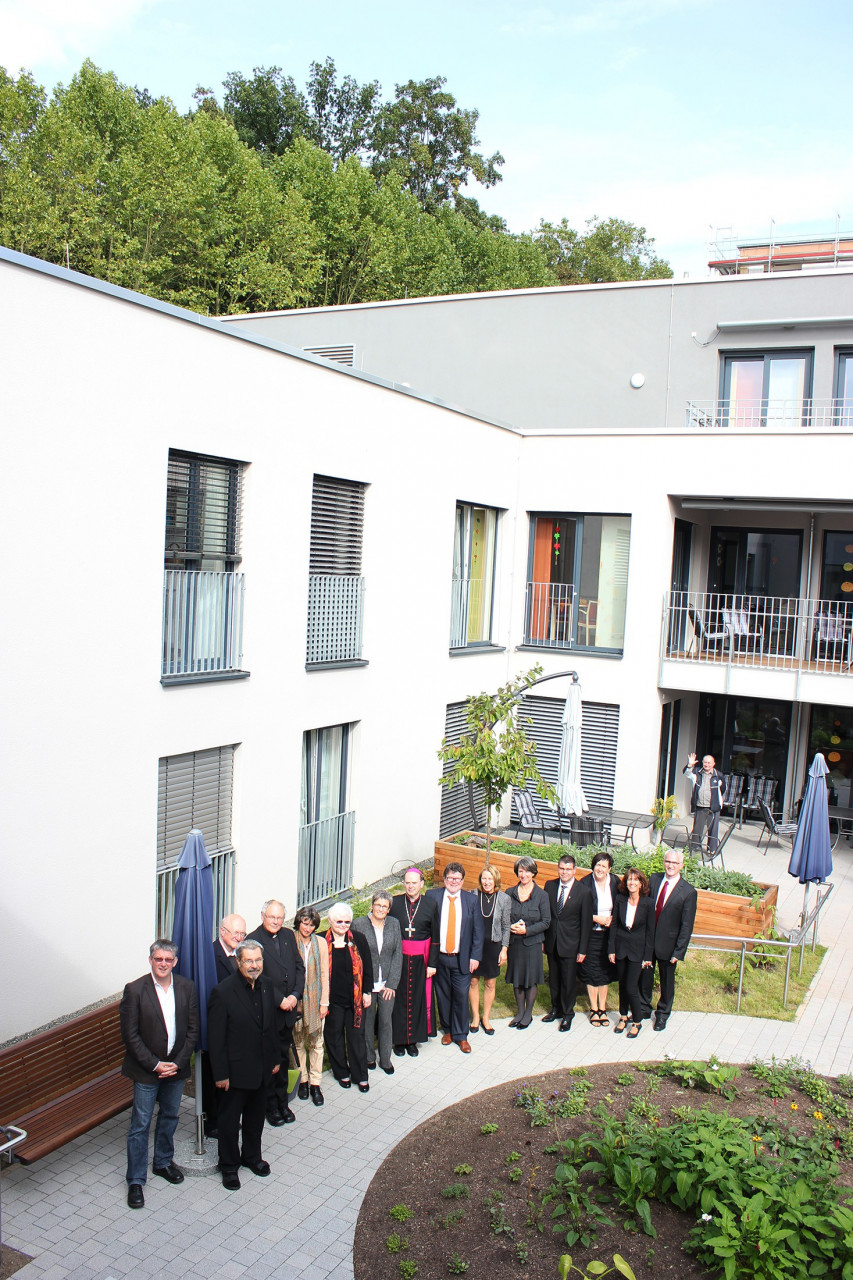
[542,1159,612,1248]
[837,1073,853,1099]
[654,1058,741,1099]
[480,1123,499,1135]
[446,1252,470,1274]
[440,1183,469,1200]
[650,795,677,832]
[439,667,557,860]
[386,1233,409,1254]
[559,1255,638,1279]
[616,1072,635,1088]
[506,1151,522,1164]
[483,1187,515,1238]
[749,1057,794,1098]
[534,215,672,284]
[390,1204,414,1222]
[399,1261,418,1280]
[453,1163,473,1176]
[441,1207,466,1229]
[516,1240,529,1264]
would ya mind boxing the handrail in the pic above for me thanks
[687,881,834,1010]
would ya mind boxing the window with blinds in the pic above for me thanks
[165,450,244,571]
[156,745,236,872]
[512,694,619,818]
[309,474,366,575]
[439,702,487,837]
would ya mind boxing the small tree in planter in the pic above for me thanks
[437,666,559,863]
[650,794,677,845]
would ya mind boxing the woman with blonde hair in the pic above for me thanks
[469,864,510,1035]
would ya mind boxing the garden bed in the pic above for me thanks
[435,834,778,943]
[355,1058,853,1280]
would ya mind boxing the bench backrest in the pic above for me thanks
[0,1001,124,1121]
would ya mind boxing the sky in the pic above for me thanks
[2,0,852,279]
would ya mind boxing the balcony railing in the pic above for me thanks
[663,590,853,675]
[297,811,355,908]
[156,847,235,937]
[450,577,492,647]
[686,399,852,431]
[523,581,575,648]
[162,570,245,677]
[306,575,365,664]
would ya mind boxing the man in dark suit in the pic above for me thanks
[202,913,247,1138]
[248,899,305,1125]
[639,850,698,1030]
[427,862,483,1053]
[543,855,591,1031]
[208,940,282,1190]
[120,939,199,1209]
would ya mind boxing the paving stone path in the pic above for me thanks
[4,830,853,1279]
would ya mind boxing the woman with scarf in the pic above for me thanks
[292,906,329,1107]
[324,902,374,1093]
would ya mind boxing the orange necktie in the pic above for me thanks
[446,894,457,953]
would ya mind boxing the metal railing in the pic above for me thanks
[688,881,834,1011]
[686,398,852,431]
[523,581,575,648]
[162,571,245,677]
[155,847,235,937]
[306,575,364,664]
[450,576,492,647]
[663,590,853,675]
[297,811,355,908]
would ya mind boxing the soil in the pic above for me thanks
[354,1061,853,1280]
[0,1245,31,1280]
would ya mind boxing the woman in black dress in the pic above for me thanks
[505,856,551,1030]
[323,902,374,1092]
[579,851,620,1026]
[608,867,654,1038]
[469,864,511,1035]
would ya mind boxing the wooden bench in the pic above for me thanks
[0,1001,133,1163]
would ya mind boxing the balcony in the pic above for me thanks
[306,574,365,665]
[523,582,575,648]
[162,570,245,679]
[297,811,355,908]
[686,399,851,431]
[661,591,853,705]
[156,846,235,936]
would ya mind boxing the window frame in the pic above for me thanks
[719,348,814,427]
[450,501,500,649]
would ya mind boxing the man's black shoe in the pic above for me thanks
[559,1014,574,1032]
[127,1184,144,1209]
[310,1085,324,1106]
[381,1065,395,1075]
[281,1105,296,1123]
[541,1010,559,1023]
[297,1082,310,1100]
[221,1170,241,1190]
[152,1162,184,1184]
[266,1110,286,1127]
[367,1060,377,1070]
[653,1014,669,1031]
[405,1044,419,1057]
[393,1046,406,1057]
[240,1158,270,1177]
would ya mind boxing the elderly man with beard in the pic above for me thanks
[248,899,304,1125]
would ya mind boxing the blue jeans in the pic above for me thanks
[126,1077,185,1185]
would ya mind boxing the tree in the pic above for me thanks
[437,667,558,863]
[534,215,672,284]
[222,65,309,156]
[371,76,503,211]
[304,57,381,163]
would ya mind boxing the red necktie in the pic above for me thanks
[655,881,669,921]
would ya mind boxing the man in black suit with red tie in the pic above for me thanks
[208,940,282,1190]
[543,855,591,1031]
[640,849,697,1030]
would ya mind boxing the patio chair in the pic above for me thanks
[722,607,763,654]
[512,788,545,842]
[700,819,734,870]
[756,795,797,853]
[686,606,729,658]
[813,610,849,664]
[720,773,745,826]
[742,776,777,824]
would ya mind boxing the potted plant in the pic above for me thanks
[437,666,558,865]
[650,794,677,845]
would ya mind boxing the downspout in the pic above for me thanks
[664,278,675,429]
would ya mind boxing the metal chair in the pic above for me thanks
[686,606,729,658]
[721,773,745,826]
[756,795,797,853]
[742,776,777,824]
[701,819,734,870]
[513,788,545,841]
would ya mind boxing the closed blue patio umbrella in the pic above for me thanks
[171,828,218,1153]
[788,753,833,926]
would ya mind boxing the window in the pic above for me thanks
[298,724,356,907]
[450,503,498,647]
[439,702,487,838]
[835,351,853,427]
[162,451,246,680]
[307,474,367,666]
[525,514,630,652]
[721,349,813,427]
[156,745,236,934]
[821,531,853,602]
[510,695,619,823]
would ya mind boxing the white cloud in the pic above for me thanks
[0,0,166,74]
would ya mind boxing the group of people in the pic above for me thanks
[118,850,697,1205]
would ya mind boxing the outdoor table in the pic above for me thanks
[542,806,655,851]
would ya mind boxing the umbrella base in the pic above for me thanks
[173,1131,219,1177]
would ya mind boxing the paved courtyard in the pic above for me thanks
[4,826,853,1280]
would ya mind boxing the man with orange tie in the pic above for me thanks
[427,862,483,1053]
[639,849,697,1031]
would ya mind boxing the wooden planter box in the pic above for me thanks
[435,832,778,944]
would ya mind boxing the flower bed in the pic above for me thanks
[434,831,778,942]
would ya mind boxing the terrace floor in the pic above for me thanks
[3,825,853,1280]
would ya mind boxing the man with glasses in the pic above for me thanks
[639,850,697,1031]
[120,940,199,1209]
[248,900,304,1125]
[427,863,483,1053]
